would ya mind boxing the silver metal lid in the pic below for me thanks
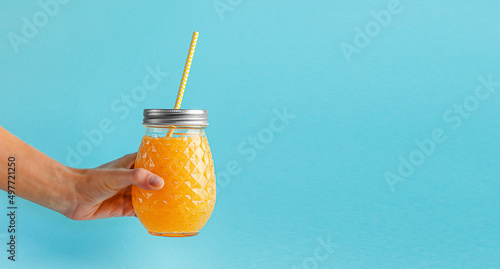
[142,109,208,126]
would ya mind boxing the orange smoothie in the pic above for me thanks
[132,133,216,237]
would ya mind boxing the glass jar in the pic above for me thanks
[132,109,216,237]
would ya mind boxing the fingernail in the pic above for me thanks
[148,175,163,187]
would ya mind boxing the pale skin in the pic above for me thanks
[0,126,164,220]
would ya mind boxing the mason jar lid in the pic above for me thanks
[142,109,208,126]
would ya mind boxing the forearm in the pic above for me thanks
[0,126,77,216]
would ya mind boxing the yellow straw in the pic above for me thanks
[174,31,199,109]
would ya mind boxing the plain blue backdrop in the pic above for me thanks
[1,0,500,268]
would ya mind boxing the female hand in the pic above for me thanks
[68,153,164,220]
[0,127,164,220]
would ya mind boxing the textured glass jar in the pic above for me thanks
[132,109,216,237]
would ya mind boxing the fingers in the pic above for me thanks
[102,168,164,191]
[98,153,137,169]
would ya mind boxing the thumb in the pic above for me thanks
[102,168,164,191]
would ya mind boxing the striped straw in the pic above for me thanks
[174,31,199,109]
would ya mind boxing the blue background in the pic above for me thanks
[1,0,500,268]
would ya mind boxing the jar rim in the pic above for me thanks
[143,125,207,129]
[143,109,208,126]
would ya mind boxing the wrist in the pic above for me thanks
[53,164,84,219]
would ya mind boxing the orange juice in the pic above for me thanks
[132,109,215,237]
